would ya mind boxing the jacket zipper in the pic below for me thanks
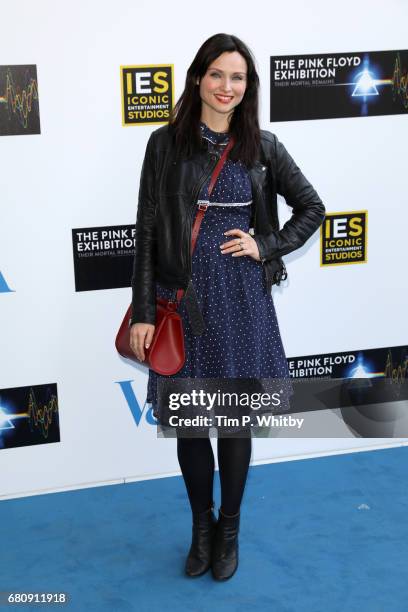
[252,168,287,288]
[185,153,219,282]
[252,175,267,264]
[251,165,276,292]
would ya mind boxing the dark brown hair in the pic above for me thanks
[168,33,261,167]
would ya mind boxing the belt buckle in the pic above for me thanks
[198,203,209,211]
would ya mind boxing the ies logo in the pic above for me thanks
[321,211,367,266]
[120,64,174,126]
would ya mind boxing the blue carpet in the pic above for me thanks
[1,446,407,612]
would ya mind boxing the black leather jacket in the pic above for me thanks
[130,124,325,331]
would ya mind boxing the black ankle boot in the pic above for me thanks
[211,507,240,581]
[185,502,218,577]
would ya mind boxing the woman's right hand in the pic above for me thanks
[130,323,155,361]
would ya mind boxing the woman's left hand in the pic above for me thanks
[220,229,261,262]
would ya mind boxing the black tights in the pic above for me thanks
[176,433,252,516]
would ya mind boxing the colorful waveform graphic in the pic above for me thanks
[0,387,59,440]
[392,52,408,109]
[0,67,39,129]
[27,387,58,438]
[384,349,408,399]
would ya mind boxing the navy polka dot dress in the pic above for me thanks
[147,121,291,425]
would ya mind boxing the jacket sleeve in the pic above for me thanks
[253,135,326,262]
[130,132,157,325]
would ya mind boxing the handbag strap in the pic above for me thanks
[174,135,235,303]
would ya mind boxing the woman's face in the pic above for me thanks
[198,51,248,119]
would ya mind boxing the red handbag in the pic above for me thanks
[115,135,235,375]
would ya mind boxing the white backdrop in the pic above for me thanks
[1,0,407,500]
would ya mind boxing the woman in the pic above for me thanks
[129,33,325,581]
